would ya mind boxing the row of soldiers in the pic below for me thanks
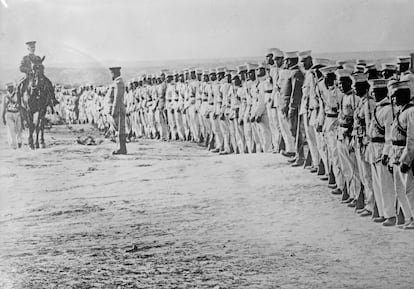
[70,50,414,229]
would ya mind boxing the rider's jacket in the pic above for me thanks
[20,54,43,75]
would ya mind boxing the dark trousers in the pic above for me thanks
[115,111,127,152]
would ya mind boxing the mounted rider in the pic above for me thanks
[18,41,58,107]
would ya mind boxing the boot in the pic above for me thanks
[355,187,365,210]
[373,216,386,223]
[347,199,357,207]
[288,157,297,164]
[372,202,380,219]
[331,188,342,195]
[281,150,295,158]
[113,134,127,155]
[359,210,373,217]
[382,217,396,227]
[303,151,312,168]
[397,208,405,225]
[310,167,318,174]
[317,159,325,176]
[328,166,336,186]
[341,184,349,201]
[208,135,215,151]
[291,158,305,167]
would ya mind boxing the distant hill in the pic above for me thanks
[0,50,412,87]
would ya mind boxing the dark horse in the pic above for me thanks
[21,61,55,149]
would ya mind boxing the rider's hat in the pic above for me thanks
[109,66,121,73]
[25,41,36,47]
[5,82,14,88]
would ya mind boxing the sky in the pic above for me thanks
[0,0,414,67]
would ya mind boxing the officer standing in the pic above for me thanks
[109,66,127,155]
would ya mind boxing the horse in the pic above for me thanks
[21,61,55,149]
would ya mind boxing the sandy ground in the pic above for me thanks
[0,124,413,289]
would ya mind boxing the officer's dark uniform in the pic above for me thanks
[18,53,43,101]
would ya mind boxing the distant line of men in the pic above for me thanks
[30,49,414,230]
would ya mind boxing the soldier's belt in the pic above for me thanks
[392,140,406,146]
[326,113,338,118]
[371,137,385,143]
[339,123,353,128]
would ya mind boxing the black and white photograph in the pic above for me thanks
[1,0,414,288]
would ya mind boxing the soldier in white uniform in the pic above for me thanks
[336,69,362,204]
[223,69,239,153]
[209,69,224,152]
[165,72,178,140]
[252,62,273,152]
[351,73,375,212]
[239,65,254,153]
[2,83,23,149]
[217,67,232,154]
[318,66,344,195]
[299,50,320,170]
[366,79,395,223]
[266,48,284,153]
[174,72,186,141]
[396,56,414,98]
[242,63,258,153]
[389,80,414,229]
[247,63,263,152]
[310,59,330,175]
[380,63,397,80]
[199,70,213,148]
[154,75,169,141]
[229,70,246,153]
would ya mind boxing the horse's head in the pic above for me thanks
[30,63,44,89]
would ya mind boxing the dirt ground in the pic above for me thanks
[0,124,413,289]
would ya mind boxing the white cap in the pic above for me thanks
[283,51,298,59]
[298,50,312,59]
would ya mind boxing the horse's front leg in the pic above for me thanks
[35,113,40,149]
[28,113,34,149]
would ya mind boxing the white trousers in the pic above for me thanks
[371,163,395,218]
[277,108,295,153]
[393,164,414,221]
[6,112,22,148]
